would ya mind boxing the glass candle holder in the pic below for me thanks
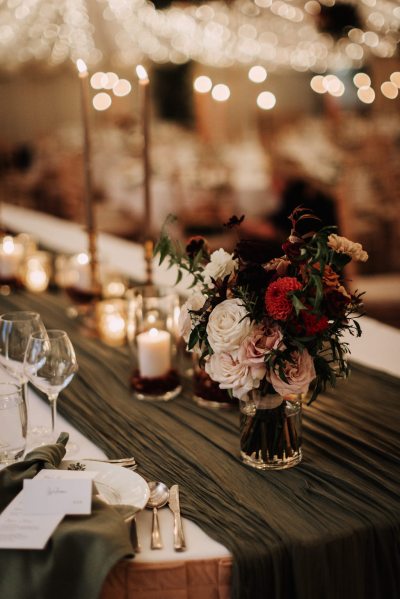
[96,299,127,347]
[0,235,24,290]
[21,251,51,293]
[61,253,101,306]
[127,286,182,401]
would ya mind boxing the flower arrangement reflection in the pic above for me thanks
[156,209,368,406]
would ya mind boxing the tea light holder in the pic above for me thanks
[127,286,181,401]
[96,299,127,347]
[21,251,51,293]
[0,235,24,292]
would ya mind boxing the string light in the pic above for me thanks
[211,84,230,101]
[93,92,112,111]
[193,76,213,93]
[0,0,398,71]
[257,91,276,109]
[380,81,398,99]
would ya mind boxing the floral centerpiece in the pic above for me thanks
[155,208,368,469]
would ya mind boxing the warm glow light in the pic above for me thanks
[103,72,119,90]
[193,75,212,93]
[2,236,15,255]
[390,72,400,88]
[353,73,371,88]
[310,75,326,94]
[380,82,398,99]
[77,252,89,265]
[211,84,230,101]
[113,79,132,97]
[93,92,112,111]
[323,75,344,96]
[91,72,105,89]
[248,65,267,83]
[149,327,159,337]
[305,1,321,15]
[76,58,88,75]
[357,87,375,104]
[136,65,149,82]
[257,91,276,109]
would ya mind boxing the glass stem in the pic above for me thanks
[48,394,58,437]
[21,380,30,420]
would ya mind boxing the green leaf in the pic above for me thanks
[291,294,306,315]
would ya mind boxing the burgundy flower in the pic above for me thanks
[301,311,329,335]
[265,277,302,321]
[185,236,209,260]
[325,289,351,317]
[282,240,304,261]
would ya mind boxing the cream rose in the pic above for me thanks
[205,350,264,400]
[269,350,316,397]
[206,299,252,353]
[327,234,368,262]
[203,249,238,287]
[178,291,206,343]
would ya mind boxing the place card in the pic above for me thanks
[23,473,95,516]
[0,493,63,550]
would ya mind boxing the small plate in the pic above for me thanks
[61,460,149,512]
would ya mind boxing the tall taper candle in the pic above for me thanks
[76,58,99,293]
[136,64,153,285]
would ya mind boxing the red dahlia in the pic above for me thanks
[265,277,302,320]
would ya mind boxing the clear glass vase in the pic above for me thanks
[239,390,302,470]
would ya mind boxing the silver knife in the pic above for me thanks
[168,484,186,551]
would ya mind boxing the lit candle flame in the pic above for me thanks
[76,58,88,76]
[3,236,15,255]
[136,65,149,83]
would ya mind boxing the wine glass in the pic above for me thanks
[0,311,46,437]
[24,330,79,451]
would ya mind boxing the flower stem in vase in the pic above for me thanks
[240,393,302,470]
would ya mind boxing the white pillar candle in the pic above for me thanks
[137,328,171,378]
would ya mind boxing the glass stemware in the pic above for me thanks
[0,311,46,436]
[24,330,78,449]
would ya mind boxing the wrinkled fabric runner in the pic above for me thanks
[0,432,134,599]
[2,290,400,599]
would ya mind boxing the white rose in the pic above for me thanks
[205,351,263,400]
[206,299,252,353]
[178,291,206,343]
[203,249,238,287]
[327,234,368,262]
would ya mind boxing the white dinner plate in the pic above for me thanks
[60,460,150,512]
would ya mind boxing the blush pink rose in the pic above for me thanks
[239,324,283,367]
[269,350,316,397]
[205,350,264,400]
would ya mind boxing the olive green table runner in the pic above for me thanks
[2,290,400,599]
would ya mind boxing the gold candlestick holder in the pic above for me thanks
[144,238,154,286]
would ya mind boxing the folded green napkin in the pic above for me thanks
[0,433,135,599]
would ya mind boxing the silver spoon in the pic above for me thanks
[146,481,169,549]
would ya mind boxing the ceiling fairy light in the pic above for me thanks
[0,0,398,72]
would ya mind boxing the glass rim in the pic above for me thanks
[30,329,68,340]
[0,311,42,322]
